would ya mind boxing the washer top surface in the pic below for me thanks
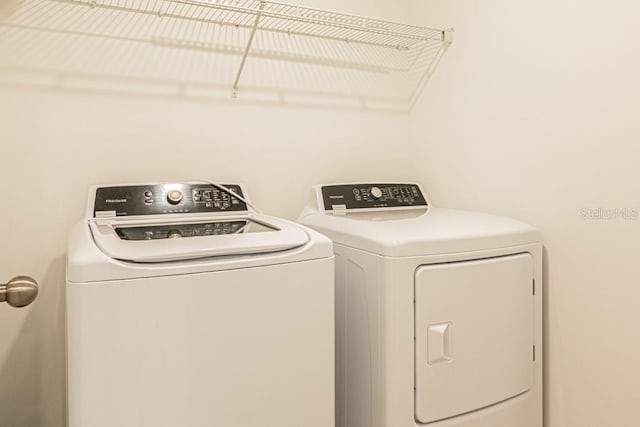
[67,183,332,283]
[298,183,540,257]
[87,182,312,263]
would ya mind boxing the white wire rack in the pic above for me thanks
[0,0,453,108]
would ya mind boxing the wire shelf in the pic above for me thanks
[0,0,452,108]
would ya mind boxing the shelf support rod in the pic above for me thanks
[232,1,265,98]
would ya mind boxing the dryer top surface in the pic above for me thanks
[298,207,540,257]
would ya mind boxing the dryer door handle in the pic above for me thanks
[427,322,452,365]
[0,276,39,308]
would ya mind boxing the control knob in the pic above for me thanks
[167,230,183,239]
[167,189,183,205]
[369,186,383,200]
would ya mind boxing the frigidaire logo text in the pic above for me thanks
[105,199,127,203]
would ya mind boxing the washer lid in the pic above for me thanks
[298,207,540,257]
[89,214,310,263]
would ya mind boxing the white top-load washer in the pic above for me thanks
[66,182,335,427]
[298,183,542,427]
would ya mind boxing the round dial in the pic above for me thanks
[369,186,383,200]
[167,230,182,239]
[167,189,183,205]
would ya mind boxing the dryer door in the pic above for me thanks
[414,253,534,424]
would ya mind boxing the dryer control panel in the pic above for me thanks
[321,183,428,211]
[93,183,247,217]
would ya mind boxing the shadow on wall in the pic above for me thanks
[0,69,410,114]
[0,256,67,427]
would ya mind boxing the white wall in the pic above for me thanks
[409,1,640,426]
[0,1,411,425]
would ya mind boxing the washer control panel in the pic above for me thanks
[94,183,247,217]
[321,183,428,211]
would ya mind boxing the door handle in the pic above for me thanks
[0,276,39,308]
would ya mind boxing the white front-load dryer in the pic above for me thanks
[66,182,335,427]
[298,183,543,427]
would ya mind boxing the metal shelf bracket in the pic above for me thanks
[232,0,266,98]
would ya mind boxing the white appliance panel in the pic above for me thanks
[334,247,383,427]
[67,258,334,427]
[414,254,534,423]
